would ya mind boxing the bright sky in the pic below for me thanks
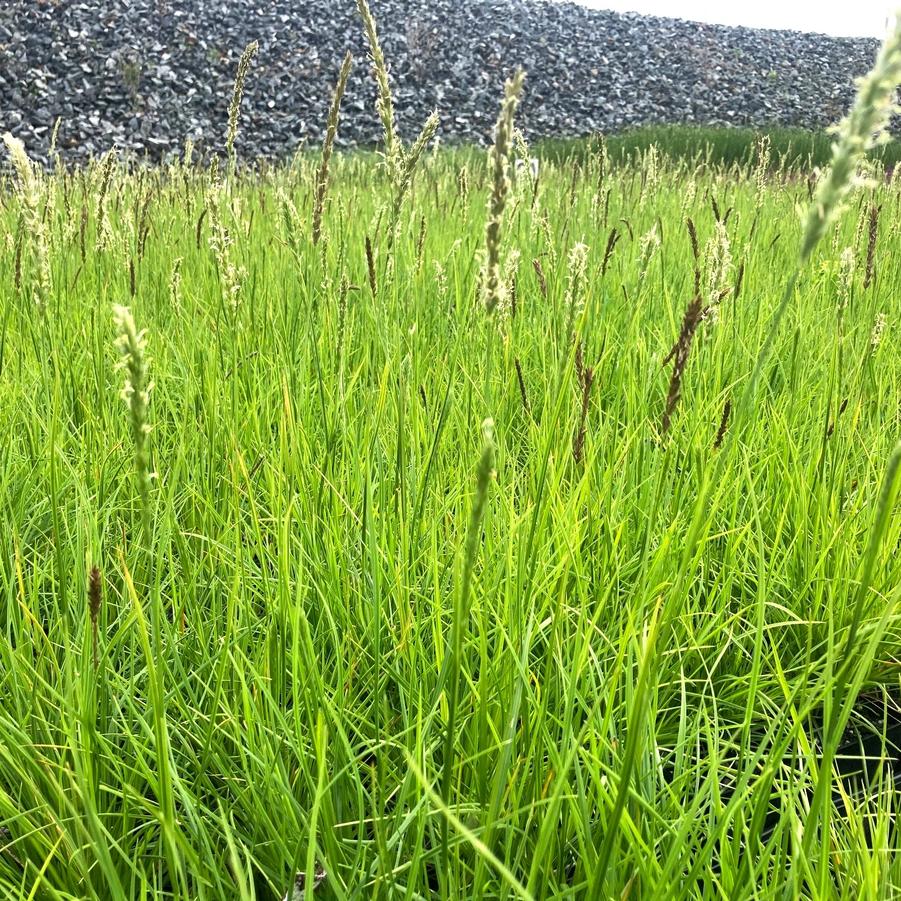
[569,0,896,37]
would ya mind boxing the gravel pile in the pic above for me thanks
[0,0,885,163]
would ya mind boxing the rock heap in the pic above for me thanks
[0,0,883,163]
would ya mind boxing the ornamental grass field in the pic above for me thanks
[2,6,901,899]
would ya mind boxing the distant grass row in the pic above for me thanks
[535,125,901,169]
[295,126,901,176]
[339,126,901,174]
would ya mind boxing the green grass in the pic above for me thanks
[536,125,901,170]
[1,125,901,898]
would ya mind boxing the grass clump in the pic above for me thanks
[2,10,901,901]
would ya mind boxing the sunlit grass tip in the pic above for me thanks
[799,10,901,263]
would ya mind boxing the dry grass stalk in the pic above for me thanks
[601,226,620,277]
[88,565,102,669]
[415,214,427,273]
[713,398,732,450]
[514,358,529,413]
[365,234,377,298]
[733,259,745,300]
[572,341,595,464]
[661,296,703,435]
[686,216,700,294]
[863,202,880,289]
[532,257,547,298]
[826,397,849,438]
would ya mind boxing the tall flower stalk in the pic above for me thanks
[356,0,400,181]
[799,17,901,263]
[313,51,353,245]
[225,41,259,178]
[3,133,53,310]
[482,69,526,314]
[113,304,154,542]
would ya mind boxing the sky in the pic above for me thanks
[567,0,895,38]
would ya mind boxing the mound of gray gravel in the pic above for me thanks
[0,0,885,163]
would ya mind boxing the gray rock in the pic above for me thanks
[0,0,894,165]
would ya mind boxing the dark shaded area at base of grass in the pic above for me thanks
[535,125,901,170]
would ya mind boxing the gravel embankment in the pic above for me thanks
[0,0,885,162]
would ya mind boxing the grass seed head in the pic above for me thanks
[313,51,353,245]
[356,0,401,181]
[226,40,259,173]
[514,358,529,413]
[800,11,901,263]
[838,245,855,309]
[365,234,377,298]
[501,249,521,319]
[482,68,526,314]
[532,257,547,298]
[863,201,880,289]
[637,223,660,283]
[113,304,154,528]
[88,566,102,668]
[572,341,595,464]
[713,398,732,450]
[169,257,183,309]
[703,219,732,322]
[662,295,703,435]
[565,242,589,318]
[206,182,245,308]
[601,226,620,277]
[3,132,53,309]
[870,312,887,350]
[753,133,771,204]
[3,132,39,201]
[390,110,440,230]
